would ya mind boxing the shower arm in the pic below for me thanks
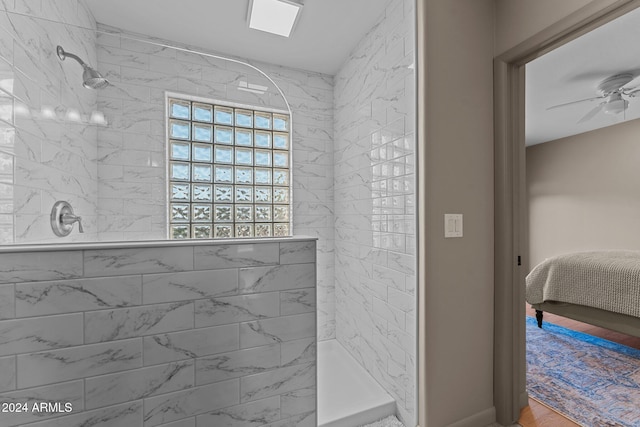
[57,46,89,68]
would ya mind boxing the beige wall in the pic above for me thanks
[527,119,640,268]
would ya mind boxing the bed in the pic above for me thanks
[526,250,640,338]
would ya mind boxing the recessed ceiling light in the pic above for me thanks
[248,0,303,38]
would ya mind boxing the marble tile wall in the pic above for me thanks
[0,1,100,244]
[0,238,317,427]
[333,0,416,425]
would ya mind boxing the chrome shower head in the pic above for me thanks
[57,45,109,90]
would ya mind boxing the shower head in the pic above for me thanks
[57,45,109,89]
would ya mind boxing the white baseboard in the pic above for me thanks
[446,407,496,427]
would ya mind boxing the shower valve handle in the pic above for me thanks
[61,213,84,233]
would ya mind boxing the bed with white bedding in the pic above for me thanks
[526,250,640,337]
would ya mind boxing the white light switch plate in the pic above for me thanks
[444,214,463,238]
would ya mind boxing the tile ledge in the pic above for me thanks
[0,236,318,254]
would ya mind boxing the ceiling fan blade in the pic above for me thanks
[577,102,605,123]
[624,86,640,97]
[546,96,604,110]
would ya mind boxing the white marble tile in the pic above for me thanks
[143,379,239,427]
[195,343,280,386]
[142,269,237,304]
[86,360,194,410]
[280,387,316,418]
[143,324,239,365]
[0,313,83,356]
[0,354,15,391]
[195,396,280,427]
[0,283,14,319]
[281,337,315,367]
[17,338,142,388]
[280,289,316,316]
[194,293,280,328]
[15,276,142,317]
[238,264,315,294]
[193,243,279,270]
[84,247,193,277]
[0,251,83,283]
[373,297,405,329]
[24,401,143,427]
[85,301,194,343]
[240,312,315,349]
[240,362,315,403]
[260,411,316,427]
[279,241,316,265]
[156,419,195,427]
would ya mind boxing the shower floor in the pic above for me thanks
[318,339,396,427]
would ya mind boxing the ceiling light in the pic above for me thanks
[604,93,628,115]
[248,0,303,38]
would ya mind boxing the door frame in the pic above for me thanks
[493,1,640,424]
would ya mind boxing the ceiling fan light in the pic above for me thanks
[603,98,628,115]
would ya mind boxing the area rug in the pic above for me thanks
[526,316,640,426]
[360,415,404,427]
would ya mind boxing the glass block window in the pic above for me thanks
[168,97,291,239]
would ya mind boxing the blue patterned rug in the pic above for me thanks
[526,316,640,426]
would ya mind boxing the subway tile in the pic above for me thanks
[195,396,280,427]
[240,312,315,349]
[240,362,315,403]
[195,293,280,328]
[280,289,316,316]
[85,301,194,343]
[195,343,280,386]
[0,313,83,356]
[24,401,143,427]
[193,243,279,270]
[259,411,316,427]
[84,247,193,277]
[143,324,239,365]
[142,269,238,304]
[143,379,239,427]
[156,419,195,427]
[0,355,15,391]
[86,360,194,409]
[281,337,315,367]
[373,297,405,329]
[15,276,142,317]
[17,338,142,388]
[238,263,315,294]
[279,241,316,264]
[0,283,14,319]
[281,387,316,418]
[0,251,83,283]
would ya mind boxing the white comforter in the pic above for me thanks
[526,251,640,318]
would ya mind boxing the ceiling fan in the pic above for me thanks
[547,73,640,123]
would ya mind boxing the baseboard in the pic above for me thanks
[446,407,496,427]
[519,390,529,409]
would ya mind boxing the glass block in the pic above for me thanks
[193,124,212,142]
[274,206,289,222]
[214,185,233,202]
[273,169,289,186]
[273,132,289,149]
[255,168,272,185]
[214,225,233,238]
[171,162,190,181]
[214,106,233,125]
[255,131,272,148]
[236,109,253,127]
[235,129,253,146]
[193,103,212,122]
[170,225,189,239]
[170,141,190,161]
[273,151,288,168]
[255,186,272,203]
[235,167,253,184]
[193,184,212,202]
[254,111,272,129]
[255,206,272,222]
[170,120,190,140]
[171,183,190,201]
[215,145,233,163]
[215,204,233,222]
[235,224,254,238]
[255,223,272,237]
[235,205,253,222]
[273,114,288,131]
[255,150,271,167]
[193,164,212,182]
[215,126,233,144]
[170,100,190,119]
[192,225,211,239]
[192,144,212,162]
[235,148,253,165]
[273,187,289,203]
[192,204,212,222]
[171,203,189,223]
[274,223,290,237]
[235,186,253,203]
[215,165,233,183]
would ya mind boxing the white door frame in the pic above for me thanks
[493,1,640,424]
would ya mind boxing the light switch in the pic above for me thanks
[444,214,463,238]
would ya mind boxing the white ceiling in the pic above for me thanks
[526,6,640,146]
[84,0,392,75]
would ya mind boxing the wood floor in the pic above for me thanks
[518,306,640,427]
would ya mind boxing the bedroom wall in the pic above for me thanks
[527,117,640,268]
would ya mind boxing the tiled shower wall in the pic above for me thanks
[334,0,416,424]
[0,1,100,243]
[0,238,317,427]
